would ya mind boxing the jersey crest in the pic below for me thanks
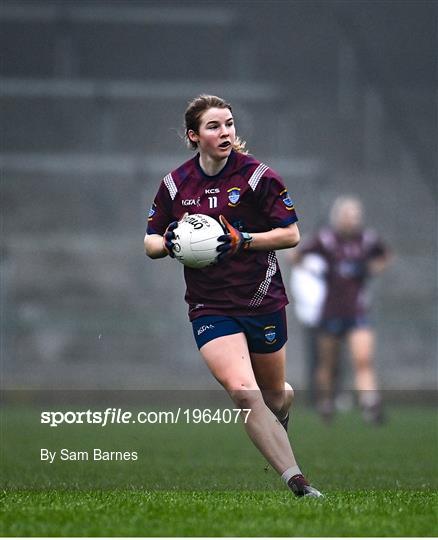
[227,187,241,206]
[280,189,295,211]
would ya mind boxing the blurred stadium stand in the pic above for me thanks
[1,0,436,390]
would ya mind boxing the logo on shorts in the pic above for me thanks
[227,187,241,207]
[280,189,294,211]
[264,325,277,344]
[197,324,215,336]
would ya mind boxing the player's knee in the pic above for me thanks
[263,383,294,415]
[228,382,261,410]
[262,390,286,416]
[354,355,371,371]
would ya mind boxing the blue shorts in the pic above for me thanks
[192,308,288,353]
[319,315,370,337]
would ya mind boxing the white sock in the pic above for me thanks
[281,465,302,484]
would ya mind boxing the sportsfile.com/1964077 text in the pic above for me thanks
[40,408,252,427]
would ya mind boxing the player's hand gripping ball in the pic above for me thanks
[216,215,252,261]
[163,220,179,258]
[170,213,224,269]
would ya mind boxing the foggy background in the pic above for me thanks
[1,0,436,391]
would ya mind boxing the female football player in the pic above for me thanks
[294,196,392,423]
[144,95,322,497]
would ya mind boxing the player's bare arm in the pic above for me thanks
[367,252,393,275]
[247,223,300,251]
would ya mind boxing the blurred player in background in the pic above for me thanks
[288,252,327,405]
[294,196,392,423]
[144,95,322,497]
[288,251,350,411]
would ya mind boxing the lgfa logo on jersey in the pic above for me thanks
[264,325,277,345]
[182,197,201,207]
[280,189,295,211]
[227,187,241,207]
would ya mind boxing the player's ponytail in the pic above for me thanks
[184,94,248,154]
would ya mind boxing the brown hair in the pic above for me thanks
[184,94,247,153]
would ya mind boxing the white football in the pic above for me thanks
[172,214,223,269]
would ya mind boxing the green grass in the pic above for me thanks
[1,404,437,536]
[1,489,437,537]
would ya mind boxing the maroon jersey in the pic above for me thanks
[146,150,298,320]
[299,227,388,319]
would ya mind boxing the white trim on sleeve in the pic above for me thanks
[163,173,178,200]
[248,163,269,191]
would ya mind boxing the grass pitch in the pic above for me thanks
[1,404,437,536]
